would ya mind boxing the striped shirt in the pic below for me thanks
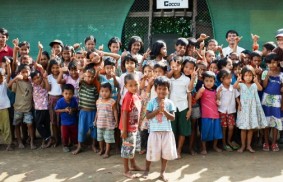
[78,82,99,110]
[96,98,116,129]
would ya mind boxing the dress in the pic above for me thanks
[261,72,283,130]
[236,83,268,129]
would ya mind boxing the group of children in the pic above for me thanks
[1,27,283,180]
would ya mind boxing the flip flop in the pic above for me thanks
[223,145,233,152]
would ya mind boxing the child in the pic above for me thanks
[49,39,63,58]
[95,83,118,158]
[72,66,99,155]
[107,37,122,76]
[119,73,142,179]
[261,53,283,151]
[47,60,62,147]
[0,62,12,150]
[0,28,13,62]
[217,69,240,151]
[169,56,192,158]
[55,84,78,152]
[143,76,177,181]
[8,64,35,149]
[61,45,74,68]
[144,40,168,67]
[195,71,222,155]
[234,65,268,153]
[209,60,218,74]
[31,68,53,148]
[84,35,96,52]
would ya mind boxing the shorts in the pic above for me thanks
[13,111,33,125]
[191,106,201,119]
[201,118,222,141]
[97,128,115,143]
[171,108,191,136]
[0,109,12,144]
[121,131,137,159]
[219,112,235,127]
[78,110,96,142]
[146,131,177,162]
[48,95,61,124]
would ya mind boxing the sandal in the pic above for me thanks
[271,143,279,152]
[262,143,270,152]
[223,145,233,152]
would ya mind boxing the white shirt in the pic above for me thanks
[217,84,240,114]
[222,46,245,57]
[47,75,62,96]
[170,74,190,112]
[0,81,11,109]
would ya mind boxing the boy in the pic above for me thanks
[8,64,35,149]
[143,76,177,181]
[0,28,13,63]
[55,84,78,152]
[119,73,143,179]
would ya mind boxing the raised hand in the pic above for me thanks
[12,38,19,47]
[98,44,104,51]
[253,75,259,83]
[251,33,260,42]
[38,41,43,50]
[15,73,24,80]
[143,48,151,60]
[73,43,81,50]
[199,33,210,41]
[237,74,242,82]
[191,67,199,80]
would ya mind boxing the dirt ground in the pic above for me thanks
[1,142,283,182]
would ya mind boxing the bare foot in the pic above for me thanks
[159,174,169,182]
[98,150,104,155]
[177,153,182,159]
[72,147,82,155]
[200,150,207,155]
[53,141,59,148]
[189,149,197,155]
[130,165,144,171]
[246,147,255,153]
[139,150,146,155]
[103,154,110,159]
[18,143,25,149]
[213,147,222,153]
[6,145,13,151]
[123,171,138,179]
[30,144,37,150]
[237,147,245,153]
[92,146,99,153]
[142,171,149,179]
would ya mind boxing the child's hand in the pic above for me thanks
[199,40,205,49]
[217,86,223,98]
[251,33,260,42]
[191,67,199,80]
[98,44,104,51]
[111,71,116,78]
[143,48,151,60]
[121,131,127,139]
[159,99,165,113]
[65,107,71,114]
[199,33,209,41]
[238,104,242,111]
[60,67,68,73]
[38,41,43,50]
[73,43,81,50]
[12,38,19,47]
[15,73,23,80]
[255,65,262,75]
[237,74,242,82]
[148,76,155,86]
[253,75,259,83]
[186,109,192,120]
[216,44,223,52]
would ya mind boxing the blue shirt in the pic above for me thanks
[55,97,78,126]
[147,98,175,132]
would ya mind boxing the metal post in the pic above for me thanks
[192,0,197,38]
[148,0,153,49]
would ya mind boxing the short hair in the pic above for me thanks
[169,56,183,65]
[101,82,112,92]
[241,65,255,81]
[42,51,50,60]
[31,70,41,79]
[19,41,30,49]
[153,62,167,73]
[263,42,277,51]
[104,57,116,67]
[217,58,228,70]
[250,51,261,59]
[18,64,31,73]
[84,35,96,44]
[124,73,138,85]
[217,69,231,81]
[150,40,166,59]
[127,36,143,52]
[68,60,77,70]
[107,37,121,51]
[0,28,9,37]
[187,37,197,46]
[208,39,218,45]
[84,63,96,74]
[233,61,241,68]
[225,30,239,38]
[265,53,280,63]
[122,54,138,68]
[62,84,74,93]
[241,49,252,56]
[202,71,216,80]
[175,37,188,46]
[154,76,170,90]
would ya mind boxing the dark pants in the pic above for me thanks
[140,129,149,151]
[61,124,78,146]
[35,110,51,140]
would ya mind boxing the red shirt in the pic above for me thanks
[0,45,13,63]
[119,91,141,132]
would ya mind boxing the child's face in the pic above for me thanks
[62,50,72,61]
[0,33,8,46]
[198,65,207,78]
[75,54,85,63]
[242,54,250,65]
[105,65,115,76]
[186,45,195,56]
[89,52,100,63]
[131,41,141,54]
[154,67,165,77]
[85,39,95,51]
[21,55,31,65]
[243,71,253,83]
[32,74,42,85]
[69,68,79,78]
[226,60,233,70]
[183,62,194,76]
[52,44,62,55]
[251,56,261,67]
[267,60,279,71]
[229,53,239,62]
[109,43,120,54]
[83,71,94,84]
[205,52,215,63]
[207,41,217,51]
[170,61,182,73]
[125,60,136,73]
[277,37,283,49]
[125,79,139,94]
[221,75,232,86]
[155,85,169,99]
[203,77,215,89]
[175,45,186,56]
[62,90,74,102]
[40,54,49,68]
[143,66,153,78]
[20,69,30,80]
[51,64,60,75]
[100,87,111,99]
[261,47,269,57]
[233,66,241,76]
[160,46,167,57]
[209,63,218,74]
[19,45,29,56]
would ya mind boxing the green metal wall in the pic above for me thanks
[0,0,134,58]
[206,0,283,50]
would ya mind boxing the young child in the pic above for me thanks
[144,40,168,67]
[143,76,177,181]
[31,69,53,148]
[55,84,78,152]
[95,83,118,158]
[47,60,62,147]
[169,56,192,158]
[72,67,99,155]
[119,73,142,179]
[8,64,35,149]
[261,53,283,152]
[195,71,222,155]
[234,65,268,153]
[61,45,74,68]
[84,35,96,52]
[217,69,240,151]
[49,39,63,58]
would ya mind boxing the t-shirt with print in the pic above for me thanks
[119,92,141,132]
[32,83,48,110]
[147,98,175,132]
[12,80,33,112]
[63,74,80,98]
[0,81,11,109]
[55,97,78,126]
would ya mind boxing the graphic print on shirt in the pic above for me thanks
[129,106,139,125]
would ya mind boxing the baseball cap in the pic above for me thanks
[49,39,64,48]
[276,28,283,38]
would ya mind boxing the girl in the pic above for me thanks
[144,40,168,68]
[47,60,62,147]
[209,60,218,74]
[217,69,240,151]
[95,83,118,158]
[107,37,122,76]
[234,65,267,153]
[49,39,63,58]
[139,63,154,154]
[195,71,222,155]
[261,53,283,152]
[36,42,50,71]
[61,45,74,68]
[84,35,96,52]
